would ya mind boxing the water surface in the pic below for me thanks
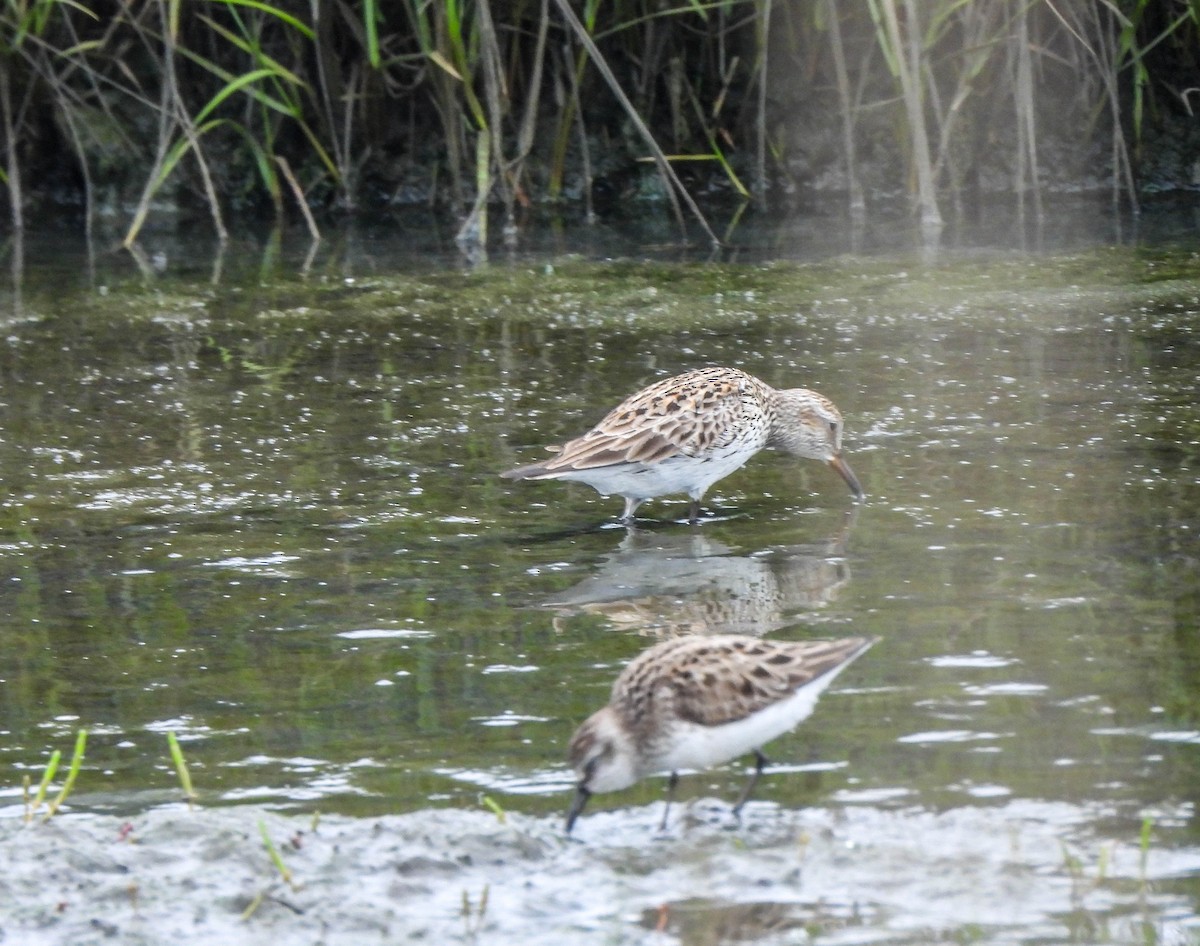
[0,212,1197,943]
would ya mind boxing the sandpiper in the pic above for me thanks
[565,633,877,833]
[501,366,863,523]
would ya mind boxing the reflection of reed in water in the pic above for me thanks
[544,510,857,638]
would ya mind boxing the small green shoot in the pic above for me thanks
[240,889,266,921]
[480,794,506,824]
[38,730,88,822]
[258,819,296,890]
[25,749,61,823]
[167,732,197,809]
[241,820,301,923]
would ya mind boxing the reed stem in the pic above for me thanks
[0,0,1185,231]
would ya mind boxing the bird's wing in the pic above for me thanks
[666,636,870,726]
[533,369,752,472]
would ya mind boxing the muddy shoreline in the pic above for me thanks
[4,798,1195,946]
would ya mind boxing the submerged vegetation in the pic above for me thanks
[0,1,1197,245]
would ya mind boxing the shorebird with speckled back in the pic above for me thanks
[565,633,877,833]
[501,366,863,523]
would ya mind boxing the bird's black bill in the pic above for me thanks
[828,454,864,500]
[565,785,592,834]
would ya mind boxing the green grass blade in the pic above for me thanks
[258,819,295,889]
[26,749,61,822]
[172,42,304,117]
[194,67,285,123]
[153,119,223,190]
[196,15,308,90]
[363,0,381,69]
[167,732,197,807]
[481,794,506,824]
[209,0,316,40]
[42,729,87,821]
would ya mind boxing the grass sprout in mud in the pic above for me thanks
[167,732,197,811]
[24,730,87,825]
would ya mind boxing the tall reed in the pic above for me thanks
[0,0,1190,245]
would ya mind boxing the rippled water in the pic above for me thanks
[0,210,1197,943]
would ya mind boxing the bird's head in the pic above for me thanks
[771,388,864,500]
[565,707,638,833]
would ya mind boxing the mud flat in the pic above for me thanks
[1,798,1196,945]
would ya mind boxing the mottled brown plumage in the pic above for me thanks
[502,366,863,522]
[565,633,876,832]
[616,636,865,732]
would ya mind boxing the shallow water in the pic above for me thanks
[0,204,1198,943]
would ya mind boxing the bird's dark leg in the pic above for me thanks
[687,498,701,524]
[658,771,680,831]
[731,750,769,816]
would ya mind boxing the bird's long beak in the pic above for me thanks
[828,454,865,500]
[565,784,592,834]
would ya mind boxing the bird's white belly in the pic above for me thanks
[647,667,848,776]
[562,444,755,501]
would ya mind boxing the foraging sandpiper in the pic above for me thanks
[565,633,877,832]
[501,366,863,523]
